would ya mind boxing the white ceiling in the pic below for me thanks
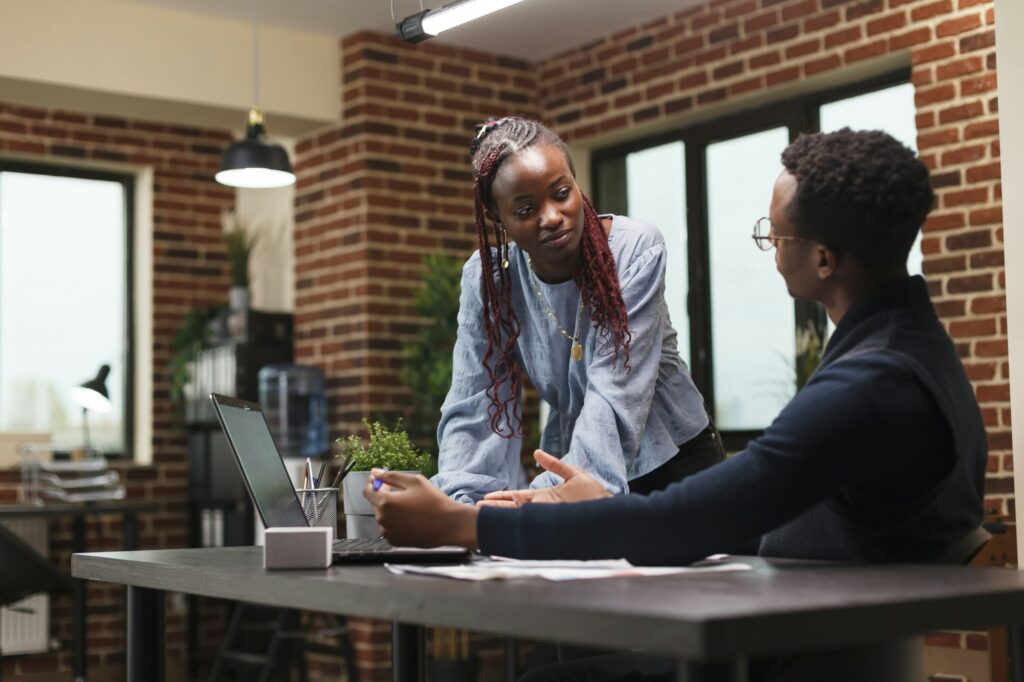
[124,0,705,61]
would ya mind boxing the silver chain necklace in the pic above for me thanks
[526,255,584,361]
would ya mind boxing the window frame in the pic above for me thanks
[591,68,912,450]
[0,159,136,459]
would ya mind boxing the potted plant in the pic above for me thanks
[336,419,429,538]
[224,215,257,311]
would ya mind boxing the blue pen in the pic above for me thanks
[372,467,389,491]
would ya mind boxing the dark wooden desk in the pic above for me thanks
[72,547,1024,682]
[1,502,158,682]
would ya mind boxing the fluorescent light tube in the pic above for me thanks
[396,0,524,42]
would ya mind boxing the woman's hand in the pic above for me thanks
[364,470,479,549]
[477,449,612,508]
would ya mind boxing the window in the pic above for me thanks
[0,163,133,456]
[592,72,916,446]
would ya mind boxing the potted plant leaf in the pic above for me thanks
[224,215,257,311]
[336,419,429,538]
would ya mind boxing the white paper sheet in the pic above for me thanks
[384,557,752,581]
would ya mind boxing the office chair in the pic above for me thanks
[0,524,72,682]
[0,523,71,609]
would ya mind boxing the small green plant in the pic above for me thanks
[224,216,257,288]
[336,419,430,472]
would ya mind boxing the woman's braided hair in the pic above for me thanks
[470,117,631,438]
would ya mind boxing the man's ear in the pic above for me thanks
[815,244,837,280]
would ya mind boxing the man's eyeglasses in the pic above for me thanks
[752,217,808,251]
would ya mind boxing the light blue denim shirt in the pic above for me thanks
[431,215,708,503]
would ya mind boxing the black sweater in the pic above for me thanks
[478,277,986,565]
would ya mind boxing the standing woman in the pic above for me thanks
[432,117,719,503]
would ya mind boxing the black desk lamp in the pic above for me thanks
[70,364,112,451]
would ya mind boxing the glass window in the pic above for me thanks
[625,142,689,367]
[0,169,130,455]
[707,128,794,430]
[820,83,922,277]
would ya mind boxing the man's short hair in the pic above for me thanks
[781,128,934,273]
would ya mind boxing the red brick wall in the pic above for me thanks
[0,102,234,678]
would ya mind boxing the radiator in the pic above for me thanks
[0,518,50,655]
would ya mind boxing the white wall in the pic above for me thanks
[994,0,1024,555]
[0,0,338,135]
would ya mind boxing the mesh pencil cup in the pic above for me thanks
[296,487,339,542]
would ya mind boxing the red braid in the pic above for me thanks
[471,117,632,439]
[474,144,524,437]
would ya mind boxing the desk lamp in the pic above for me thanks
[70,364,112,452]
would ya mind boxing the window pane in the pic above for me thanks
[707,127,793,430]
[625,142,689,367]
[0,171,127,453]
[819,83,922,277]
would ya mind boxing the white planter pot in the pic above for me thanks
[229,285,250,311]
[346,514,381,540]
[342,471,376,516]
[342,470,418,539]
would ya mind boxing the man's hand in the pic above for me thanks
[364,470,479,549]
[477,449,612,508]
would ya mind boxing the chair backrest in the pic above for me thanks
[940,524,993,566]
[0,523,71,606]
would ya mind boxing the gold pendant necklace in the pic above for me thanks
[527,255,585,361]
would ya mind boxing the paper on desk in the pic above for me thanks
[384,557,752,581]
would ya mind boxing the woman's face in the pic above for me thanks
[488,142,585,282]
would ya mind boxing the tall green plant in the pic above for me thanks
[224,216,257,288]
[400,253,462,461]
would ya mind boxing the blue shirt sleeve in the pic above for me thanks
[529,239,673,493]
[431,255,526,503]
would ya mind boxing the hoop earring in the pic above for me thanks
[497,225,509,269]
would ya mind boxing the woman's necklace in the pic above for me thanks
[526,255,585,361]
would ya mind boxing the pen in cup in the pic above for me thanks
[315,458,327,487]
[330,455,356,489]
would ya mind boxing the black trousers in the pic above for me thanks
[629,418,726,496]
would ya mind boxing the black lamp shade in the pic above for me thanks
[70,364,112,413]
[216,121,296,189]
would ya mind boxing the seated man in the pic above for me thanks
[365,129,987,680]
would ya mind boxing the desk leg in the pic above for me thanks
[1010,623,1024,682]
[392,622,425,682]
[676,659,746,682]
[127,587,164,682]
[72,514,86,682]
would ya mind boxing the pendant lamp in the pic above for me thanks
[216,0,295,189]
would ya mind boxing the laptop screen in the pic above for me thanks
[211,394,309,529]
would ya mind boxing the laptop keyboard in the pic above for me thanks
[332,537,395,555]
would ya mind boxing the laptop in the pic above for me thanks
[209,393,469,564]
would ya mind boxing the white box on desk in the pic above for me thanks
[263,527,331,570]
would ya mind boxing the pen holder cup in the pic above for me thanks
[296,488,338,542]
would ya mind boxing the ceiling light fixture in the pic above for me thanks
[216,0,296,189]
[395,0,525,43]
